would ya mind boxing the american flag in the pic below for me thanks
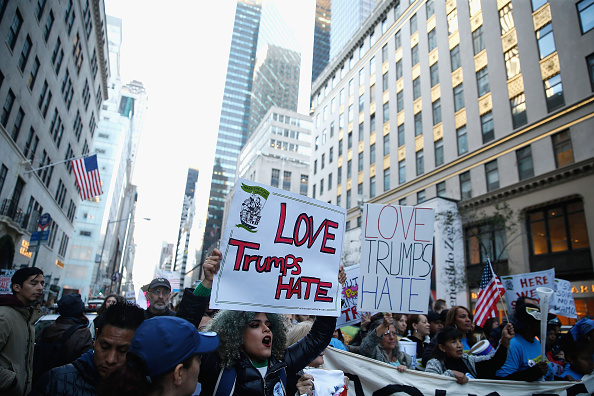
[72,154,103,200]
[474,260,506,327]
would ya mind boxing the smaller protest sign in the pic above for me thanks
[125,290,136,303]
[501,269,555,312]
[0,269,15,294]
[358,204,435,314]
[551,278,577,318]
[155,269,181,293]
[337,265,362,328]
[211,179,346,316]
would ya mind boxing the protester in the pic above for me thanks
[394,313,408,338]
[329,328,349,351]
[560,340,594,381]
[434,299,447,314]
[98,316,220,396]
[34,293,93,382]
[360,312,413,372]
[425,323,514,383]
[0,267,44,396]
[349,312,379,347]
[495,303,555,381]
[403,314,430,358]
[198,266,346,395]
[145,278,175,319]
[93,294,121,331]
[31,301,146,395]
[427,312,444,338]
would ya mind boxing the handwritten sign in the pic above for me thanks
[551,278,577,318]
[337,265,362,328]
[501,269,555,312]
[0,269,15,294]
[358,204,435,314]
[211,178,346,315]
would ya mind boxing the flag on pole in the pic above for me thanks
[474,260,506,327]
[72,154,103,200]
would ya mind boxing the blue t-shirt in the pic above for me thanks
[329,338,348,351]
[561,364,583,381]
[461,337,471,353]
[495,335,554,380]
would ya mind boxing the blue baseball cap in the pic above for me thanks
[128,316,219,379]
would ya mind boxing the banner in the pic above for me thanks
[211,178,346,315]
[551,278,577,318]
[358,204,435,314]
[324,347,594,396]
[338,265,361,328]
[501,269,555,312]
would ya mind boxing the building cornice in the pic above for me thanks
[92,0,110,99]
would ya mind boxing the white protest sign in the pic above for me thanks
[0,269,15,294]
[211,178,346,315]
[358,204,435,314]
[337,265,361,328]
[551,278,577,318]
[155,269,181,293]
[501,269,555,312]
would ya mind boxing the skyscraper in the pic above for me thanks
[312,0,331,83]
[201,0,302,261]
[173,168,198,289]
[329,0,376,60]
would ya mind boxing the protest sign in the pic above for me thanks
[337,265,362,328]
[155,269,181,293]
[211,179,346,315]
[501,269,555,312]
[0,269,15,294]
[358,204,435,314]
[551,278,577,318]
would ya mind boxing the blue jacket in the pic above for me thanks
[29,350,101,396]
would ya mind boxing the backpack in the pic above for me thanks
[33,323,86,382]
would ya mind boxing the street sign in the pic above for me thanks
[38,213,51,230]
[30,230,50,243]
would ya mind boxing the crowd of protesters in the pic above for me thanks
[1,255,594,396]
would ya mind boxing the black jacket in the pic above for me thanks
[199,315,336,396]
[29,350,100,396]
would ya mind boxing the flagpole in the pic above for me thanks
[24,152,92,174]
[487,256,509,324]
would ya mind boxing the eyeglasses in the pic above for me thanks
[383,330,395,336]
[149,288,171,296]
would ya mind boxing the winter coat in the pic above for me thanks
[30,350,101,396]
[360,329,413,368]
[199,315,336,396]
[425,343,509,379]
[0,294,42,396]
[37,316,93,367]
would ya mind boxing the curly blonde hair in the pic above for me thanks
[206,310,287,368]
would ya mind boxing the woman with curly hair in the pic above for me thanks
[198,267,346,395]
[360,312,413,372]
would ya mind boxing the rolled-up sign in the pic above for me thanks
[536,286,554,368]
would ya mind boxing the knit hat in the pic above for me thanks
[128,316,219,379]
[427,312,442,323]
[58,293,85,317]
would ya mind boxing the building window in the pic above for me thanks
[537,23,556,59]
[271,169,280,187]
[396,60,403,80]
[43,10,54,42]
[397,90,404,112]
[28,57,40,89]
[382,73,389,92]
[587,53,594,91]
[516,146,534,181]
[432,99,441,125]
[510,93,527,128]
[454,84,465,111]
[349,79,354,95]
[312,184,316,199]
[0,164,7,195]
[414,112,423,136]
[382,17,388,34]
[370,143,376,163]
[532,0,547,11]
[411,44,419,66]
[416,149,424,175]
[337,195,341,207]
[18,35,32,71]
[485,160,499,192]
[6,9,23,50]
[11,107,24,141]
[348,131,352,149]
[1,89,15,127]
[417,190,426,204]
[399,197,407,206]
[347,159,352,178]
[428,29,437,52]
[370,176,376,198]
[552,130,574,168]
[410,13,417,33]
[398,160,406,184]
[413,77,421,100]
[544,74,565,112]
[457,126,468,155]
[430,62,439,87]
[499,3,515,35]
[347,189,351,208]
[328,173,333,190]
[395,29,401,49]
[329,147,333,163]
[370,114,376,133]
[314,160,317,175]
[398,124,405,147]
[476,67,490,97]
[338,167,342,184]
[460,171,471,200]
[382,44,388,63]
[578,0,594,34]
[427,0,435,17]
[358,152,364,172]
[481,111,494,143]
[383,102,390,123]
[339,139,343,156]
[434,138,444,166]
[436,181,446,197]
[451,45,461,71]
[383,133,390,156]
[447,9,458,35]
[358,123,364,141]
[472,26,484,55]
[465,221,508,288]
[384,168,391,191]
[504,47,521,79]
[330,121,335,137]
[358,182,363,197]
[320,178,324,194]
[348,104,353,122]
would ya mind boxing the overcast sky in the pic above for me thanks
[103,0,315,290]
